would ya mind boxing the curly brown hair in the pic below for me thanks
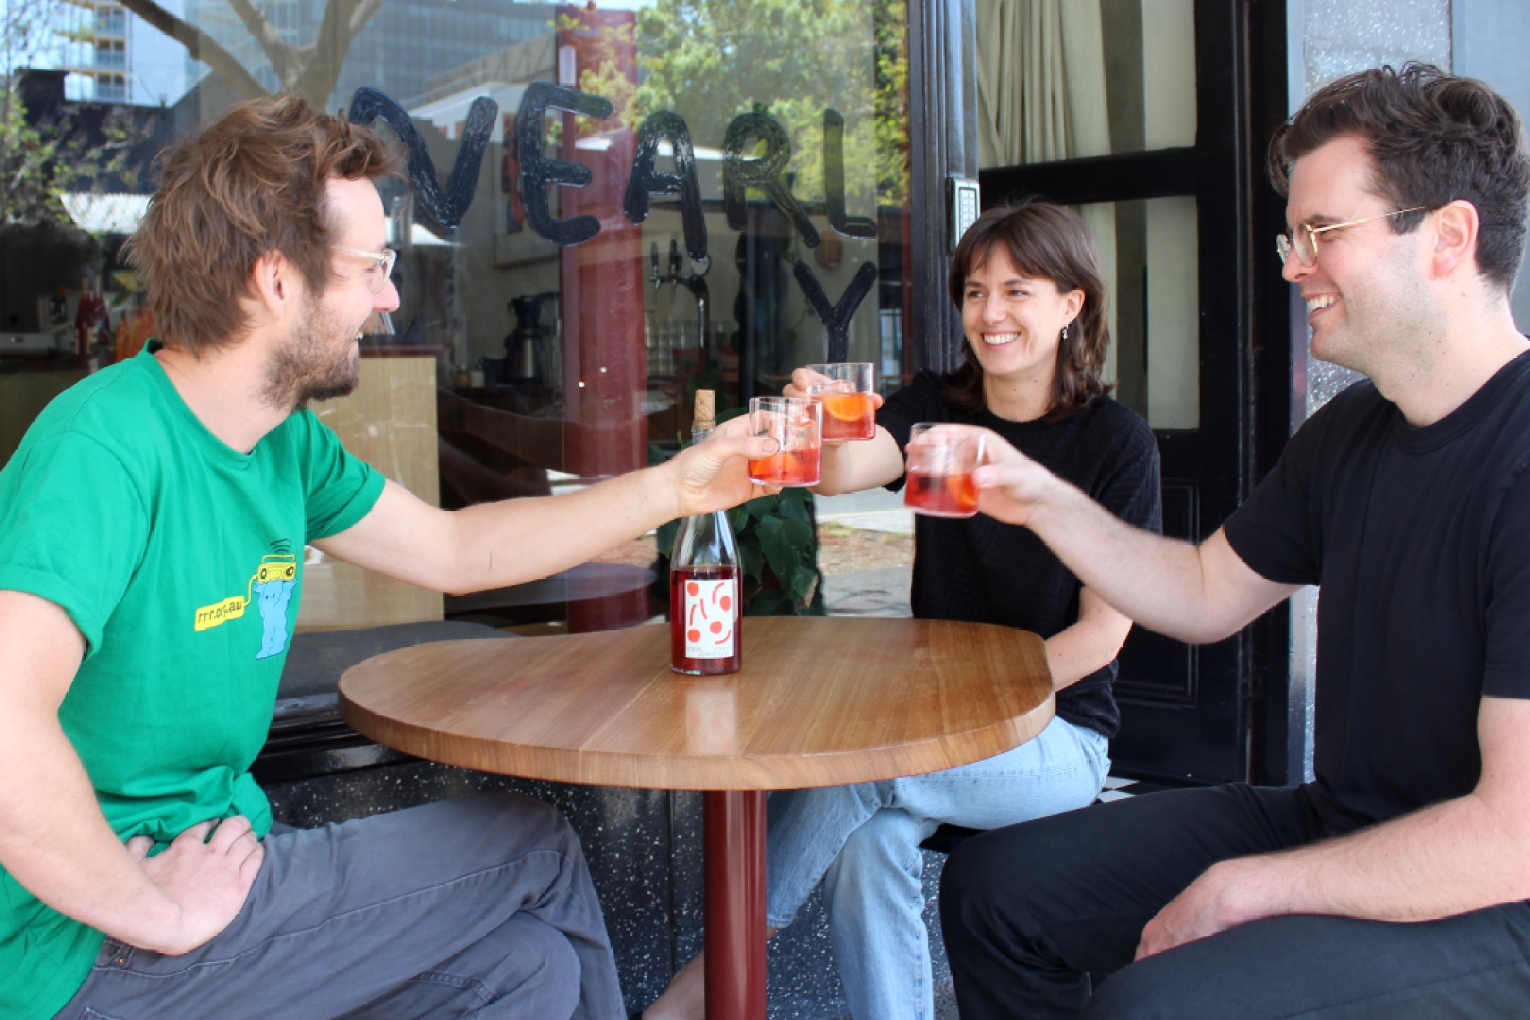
[942,199,1113,419]
[1268,63,1530,291]
[124,93,400,355]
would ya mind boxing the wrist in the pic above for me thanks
[654,455,692,520]
[1023,473,1075,534]
[1208,855,1289,924]
[107,882,183,953]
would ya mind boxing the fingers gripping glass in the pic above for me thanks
[332,246,398,293]
[1275,208,1428,267]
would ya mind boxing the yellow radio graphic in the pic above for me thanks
[254,558,297,584]
[194,554,298,632]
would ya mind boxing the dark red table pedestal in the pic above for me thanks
[704,790,767,1020]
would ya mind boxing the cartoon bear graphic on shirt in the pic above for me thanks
[193,543,298,660]
[254,567,296,659]
[251,548,298,659]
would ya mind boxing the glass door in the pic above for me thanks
[975,0,1294,785]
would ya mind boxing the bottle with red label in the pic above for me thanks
[670,390,742,675]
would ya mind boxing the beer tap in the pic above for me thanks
[650,236,711,353]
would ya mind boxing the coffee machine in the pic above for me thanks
[503,291,558,384]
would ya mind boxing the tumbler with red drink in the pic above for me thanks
[903,423,984,518]
[804,362,876,442]
[747,396,822,486]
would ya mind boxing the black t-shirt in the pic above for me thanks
[1224,351,1530,830]
[877,371,1162,739]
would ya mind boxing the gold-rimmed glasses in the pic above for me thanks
[332,246,397,293]
[1275,207,1428,267]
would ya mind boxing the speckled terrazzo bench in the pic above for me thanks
[253,620,513,785]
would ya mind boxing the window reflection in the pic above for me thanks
[2,0,915,635]
[1076,197,1200,430]
[976,0,1196,168]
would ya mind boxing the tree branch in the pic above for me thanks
[113,0,268,100]
[292,0,382,109]
[222,0,302,88]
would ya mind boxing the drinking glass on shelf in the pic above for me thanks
[903,423,984,518]
[747,396,823,486]
[803,362,876,442]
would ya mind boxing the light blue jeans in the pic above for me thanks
[765,716,1109,1020]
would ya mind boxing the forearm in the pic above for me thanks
[0,719,176,946]
[811,427,903,496]
[445,462,683,593]
[1028,485,1260,644]
[1043,628,1123,693]
[1043,588,1133,691]
[1221,792,1530,924]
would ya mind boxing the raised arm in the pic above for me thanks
[0,591,262,956]
[314,413,779,594]
[1137,694,1530,958]
[973,435,1298,643]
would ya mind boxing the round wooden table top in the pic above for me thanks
[339,616,1054,791]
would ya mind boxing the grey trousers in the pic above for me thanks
[54,793,625,1020]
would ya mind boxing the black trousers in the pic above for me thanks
[939,783,1530,1019]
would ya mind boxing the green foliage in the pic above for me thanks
[728,486,825,616]
[2,0,150,229]
[0,89,144,227]
[632,0,910,206]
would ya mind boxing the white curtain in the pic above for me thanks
[975,0,1118,381]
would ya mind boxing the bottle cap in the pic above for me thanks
[694,389,715,431]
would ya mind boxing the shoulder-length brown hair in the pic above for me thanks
[124,93,399,356]
[942,198,1113,419]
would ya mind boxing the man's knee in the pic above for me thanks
[464,914,583,1018]
[942,822,1048,930]
[1078,955,1193,1020]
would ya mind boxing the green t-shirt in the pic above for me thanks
[0,344,384,1019]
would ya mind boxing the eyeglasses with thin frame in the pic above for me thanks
[331,246,397,293]
[1275,207,1429,267]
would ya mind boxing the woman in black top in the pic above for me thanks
[640,201,1161,1020]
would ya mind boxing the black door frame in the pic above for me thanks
[907,0,979,374]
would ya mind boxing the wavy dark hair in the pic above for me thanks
[1268,62,1530,291]
[942,199,1112,419]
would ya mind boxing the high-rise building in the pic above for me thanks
[179,0,552,113]
[61,0,187,106]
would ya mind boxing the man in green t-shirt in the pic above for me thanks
[0,96,778,1020]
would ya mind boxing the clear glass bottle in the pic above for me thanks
[670,391,742,675]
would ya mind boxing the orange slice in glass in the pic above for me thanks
[819,392,868,422]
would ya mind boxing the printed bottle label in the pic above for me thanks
[682,577,738,659]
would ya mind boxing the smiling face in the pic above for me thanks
[1282,135,1443,377]
[261,176,399,410]
[960,246,1084,411]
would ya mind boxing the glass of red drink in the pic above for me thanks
[804,362,876,442]
[748,396,822,486]
[904,423,984,518]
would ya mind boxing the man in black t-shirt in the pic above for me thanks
[939,64,1530,1020]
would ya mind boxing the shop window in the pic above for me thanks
[2,0,916,638]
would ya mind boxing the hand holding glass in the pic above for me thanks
[903,423,984,518]
[803,362,876,442]
[747,396,822,486]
